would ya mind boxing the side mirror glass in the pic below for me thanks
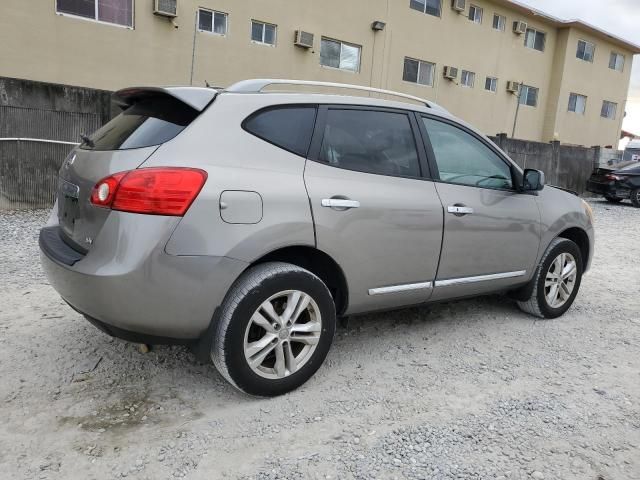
[523,169,545,191]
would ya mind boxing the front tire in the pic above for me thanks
[517,238,583,319]
[211,262,336,396]
[604,195,623,204]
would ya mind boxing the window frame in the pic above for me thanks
[468,5,483,24]
[403,57,436,87]
[609,52,625,72]
[55,0,134,29]
[319,37,362,73]
[461,70,476,88]
[417,113,520,193]
[409,0,443,18]
[250,19,277,46]
[568,93,587,115]
[197,8,228,36]
[601,101,618,120]
[492,13,506,31]
[576,39,595,63]
[519,85,539,108]
[307,105,431,180]
[485,77,498,93]
[524,27,546,52]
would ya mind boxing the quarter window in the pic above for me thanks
[524,28,546,52]
[243,107,317,157]
[492,14,506,31]
[601,101,617,120]
[403,58,435,87]
[198,9,228,35]
[409,0,442,17]
[320,38,361,72]
[461,70,475,88]
[519,85,539,107]
[568,93,587,114]
[468,5,483,24]
[251,20,277,45]
[56,0,133,27]
[422,118,513,190]
[319,110,421,178]
[576,40,595,62]
[485,77,498,92]
[609,52,625,72]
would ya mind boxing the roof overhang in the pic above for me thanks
[113,86,218,111]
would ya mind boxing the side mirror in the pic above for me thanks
[523,169,545,191]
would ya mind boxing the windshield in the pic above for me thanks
[81,96,199,151]
[619,161,640,172]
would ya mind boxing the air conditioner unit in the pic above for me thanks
[451,0,466,13]
[154,0,177,17]
[443,66,459,80]
[294,30,314,49]
[506,81,520,93]
[513,21,527,34]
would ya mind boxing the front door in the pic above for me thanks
[419,116,541,300]
[304,107,444,314]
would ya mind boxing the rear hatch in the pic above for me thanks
[57,87,216,253]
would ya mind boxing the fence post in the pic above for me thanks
[496,132,508,150]
[591,145,601,170]
[551,140,561,185]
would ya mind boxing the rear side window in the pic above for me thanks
[318,109,420,177]
[82,97,199,151]
[243,106,317,157]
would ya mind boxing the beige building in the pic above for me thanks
[1,0,639,146]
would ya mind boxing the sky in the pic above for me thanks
[515,0,640,136]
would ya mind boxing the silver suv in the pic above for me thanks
[40,79,595,396]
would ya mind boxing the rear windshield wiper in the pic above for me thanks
[80,134,95,148]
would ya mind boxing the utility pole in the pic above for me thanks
[511,81,523,138]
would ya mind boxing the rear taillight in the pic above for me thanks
[605,174,624,181]
[90,168,207,216]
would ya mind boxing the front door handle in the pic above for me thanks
[447,205,474,216]
[321,198,361,209]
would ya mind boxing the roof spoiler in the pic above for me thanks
[113,86,218,112]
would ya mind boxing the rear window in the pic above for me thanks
[243,106,317,157]
[82,97,199,151]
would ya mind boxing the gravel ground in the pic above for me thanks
[0,199,639,480]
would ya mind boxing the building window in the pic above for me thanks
[601,101,617,120]
[320,38,361,72]
[403,58,435,86]
[576,40,595,62]
[485,77,498,92]
[251,20,276,45]
[461,70,475,88]
[568,93,587,114]
[409,0,442,18]
[198,9,228,35]
[609,52,625,72]
[519,85,539,107]
[468,5,483,24]
[56,0,133,27]
[524,28,546,52]
[492,14,506,31]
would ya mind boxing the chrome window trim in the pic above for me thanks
[368,281,433,296]
[435,270,526,287]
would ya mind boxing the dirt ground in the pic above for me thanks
[1,199,639,480]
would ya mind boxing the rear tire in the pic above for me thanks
[604,195,623,204]
[517,238,583,319]
[631,189,640,208]
[211,262,336,397]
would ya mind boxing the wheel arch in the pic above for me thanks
[557,227,590,268]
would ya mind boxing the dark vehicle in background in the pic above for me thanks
[587,162,640,207]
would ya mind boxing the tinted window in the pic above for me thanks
[319,110,420,177]
[423,118,513,189]
[82,97,199,151]
[244,107,317,157]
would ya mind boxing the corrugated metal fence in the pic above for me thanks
[0,105,101,210]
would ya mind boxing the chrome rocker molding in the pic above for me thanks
[368,271,527,295]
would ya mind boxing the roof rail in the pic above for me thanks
[225,79,449,113]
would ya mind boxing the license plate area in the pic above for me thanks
[58,178,81,234]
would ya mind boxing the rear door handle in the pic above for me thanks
[321,198,361,209]
[447,205,474,216]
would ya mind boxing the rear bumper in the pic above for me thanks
[40,213,248,340]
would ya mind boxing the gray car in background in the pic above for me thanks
[40,79,595,396]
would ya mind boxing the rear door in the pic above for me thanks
[418,115,541,300]
[304,106,444,314]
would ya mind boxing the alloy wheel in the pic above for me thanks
[544,252,578,309]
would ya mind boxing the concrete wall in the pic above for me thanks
[0,0,636,147]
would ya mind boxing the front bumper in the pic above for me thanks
[586,180,630,199]
[40,213,247,340]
